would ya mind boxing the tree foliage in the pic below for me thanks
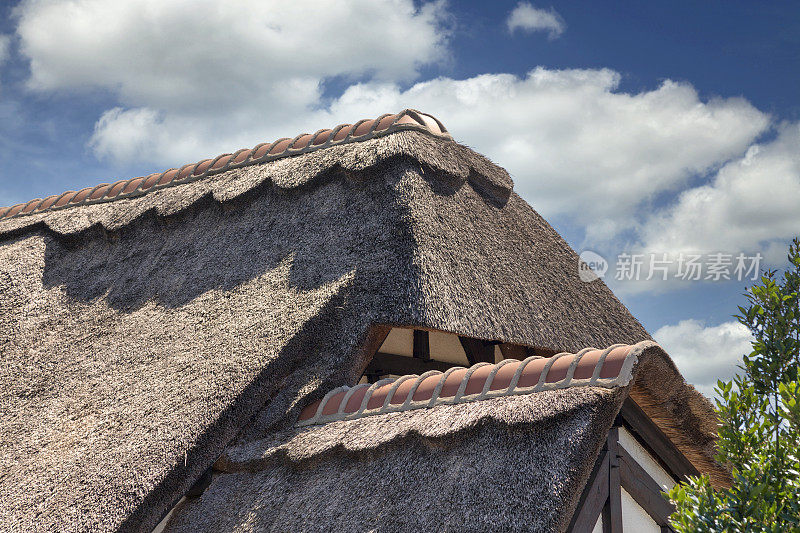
[668,238,800,532]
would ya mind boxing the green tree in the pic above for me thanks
[668,238,800,532]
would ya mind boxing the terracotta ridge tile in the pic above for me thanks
[1,109,450,221]
[297,343,639,427]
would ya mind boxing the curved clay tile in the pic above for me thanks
[297,344,636,427]
[1,109,450,221]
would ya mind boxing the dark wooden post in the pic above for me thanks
[604,427,624,533]
[413,330,430,361]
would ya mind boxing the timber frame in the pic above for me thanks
[567,397,697,532]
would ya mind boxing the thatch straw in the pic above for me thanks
[168,387,625,533]
[0,130,698,532]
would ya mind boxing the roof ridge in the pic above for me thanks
[297,343,642,427]
[1,109,450,221]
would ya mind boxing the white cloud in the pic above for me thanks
[86,68,770,237]
[12,0,777,252]
[14,0,450,161]
[16,0,447,104]
[319,70,769,235]
[507,3,565,39]
[639,122,800,260]
[654,319,753,398]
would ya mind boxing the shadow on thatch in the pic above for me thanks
[117,287,378,531]
[39,164,427,310]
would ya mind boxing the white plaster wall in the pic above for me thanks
[622,487,661,533]
[618,426,676,491]
[429,330,470,364]
[379,327,413,356]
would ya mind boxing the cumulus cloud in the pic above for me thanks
[320,70,769,235]
[80,68,772,239]
[639,122,800,261]
[16,0,447,103]
[13,0,778,256]
[14,0,450,161]
[654,319,753,398]
[507,3,565,39]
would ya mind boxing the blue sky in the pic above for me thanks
[1,0,798,396]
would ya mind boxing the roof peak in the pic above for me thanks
[1,109,450,221]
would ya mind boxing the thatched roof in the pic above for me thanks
[170,388,624,533]
[162,342,712,533]
[0,110,716,532]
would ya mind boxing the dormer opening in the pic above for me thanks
[359,326,558,384]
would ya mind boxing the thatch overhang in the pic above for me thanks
[0,110,719,532]
[162,342,719,533]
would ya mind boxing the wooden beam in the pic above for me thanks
[459,336,496,365]
[606,427,624,533]
[567,450,610,532]
[618,446,676,527]
[602,502,612,533]
[365,352,452,377]
[353,324,391,383]
[413,330,430,361]
[618,398,699,481]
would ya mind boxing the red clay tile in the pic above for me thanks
[122,178,145,194]
[0,207,11,218]
[157,170,179,186]
[545,355,575,383]
[411,374,442,402]
[268,139,292,155]
[54,192,78,207]
[439,368,469,398]
[572,350,603,380]
[232,149,252,164]
[6,204,25,217]
[352,119,376,137]
[37,196,61,211]
[141,174,161,190]
[297,343,641,427]
[395,114,419,126]
[88,185,112,201]
[211,154,233,170]
[192,160,213,176]
[251,144,271,160]
[366,383,393,410]
[312,129,332,145]
[598,346,631,379]
[321,390,348,416]
[291,134,314,150]
[416,113,443,135]
[344,387,369,413]
[389,378,416,405]
[490,360,521,391]
[71,188,95,204]
[517,358,549,388]
[464,365,494,395]
[332,124,354,142]
[375,114,398,131]
[175,165,194,181]
[107,180,129,197]
[22,199,42,213]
